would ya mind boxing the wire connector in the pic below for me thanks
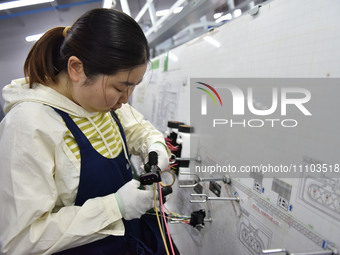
[189,209,206,231]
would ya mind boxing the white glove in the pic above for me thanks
[147,142,169,171]
[115,179,154,220]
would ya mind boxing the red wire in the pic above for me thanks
[166,141,179,152]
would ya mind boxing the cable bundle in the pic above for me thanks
[153,182,176,255]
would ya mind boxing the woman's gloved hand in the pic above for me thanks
[115,179,154,220]
[147,142,169,171]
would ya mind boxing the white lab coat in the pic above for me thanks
[0,78,167,254]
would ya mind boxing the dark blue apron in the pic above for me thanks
[52,109,166,255]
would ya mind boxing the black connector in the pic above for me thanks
[209,181,221,197]
[140,151,161,185]
[161,186,173,203]
[161,185,173,197]
[140,165,161,185]
[144,151,158,172]
[190,209,206,231]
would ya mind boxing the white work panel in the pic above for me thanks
[131,0,340,254]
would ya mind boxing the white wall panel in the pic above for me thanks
[132,0,340,254]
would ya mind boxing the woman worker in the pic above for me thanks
[0,8,171,255]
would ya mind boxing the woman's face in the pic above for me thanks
[71,63,147,112]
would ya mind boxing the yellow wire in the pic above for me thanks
[154,183,170,255]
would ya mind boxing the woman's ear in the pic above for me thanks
[67,56,86,83]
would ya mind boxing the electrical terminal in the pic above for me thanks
[189,209,207,231]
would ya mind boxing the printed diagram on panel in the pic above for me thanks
[298,157,340,223]
[155,81,180,132]
[239,208,272,255]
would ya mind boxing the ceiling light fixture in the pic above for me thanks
[156,9,169,17]
[25,33,44,42]
[173,6,183,14]
[0,0,54,11]
[156,7,183,17]
[233,9,242,18]
[215,13,232,23]
[102,0,114,9]
[214,12,223,19]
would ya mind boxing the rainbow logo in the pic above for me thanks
[196,82,222,115]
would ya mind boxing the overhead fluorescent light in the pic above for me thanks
[203,36,221,48]
[233,9,242,18]
[156,7,183,17]
[156,9,169,17]
[173,6,183,14]
[215,13,232,23]
[25,33,44,42]
[214,12,223,19]
[102,0,114,9]
[0,0,54,11]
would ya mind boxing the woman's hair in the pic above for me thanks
[24,8,150,88]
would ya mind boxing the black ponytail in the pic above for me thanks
[24,9,150,88]
[24,27,64,88]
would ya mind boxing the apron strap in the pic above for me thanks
[52,108,91,150]
[111,111,130,154]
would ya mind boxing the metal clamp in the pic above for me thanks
[179,172,231,188]
[262,249,289,255]
[169,154,201,164]
[190,193,240,203]
[178,172,199,188]
[175,157,201,162]
[169,218,212,224]
[262,248,338,255]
